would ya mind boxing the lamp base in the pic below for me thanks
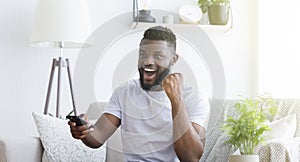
[44,57,77,117]
[134,10,156,23]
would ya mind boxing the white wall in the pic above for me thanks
[206,0,258,98]
[258,0,300,98]
[0,0,257,137]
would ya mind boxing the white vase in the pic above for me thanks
[199,12,209,25]
[228,155,259,162]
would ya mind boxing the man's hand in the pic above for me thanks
[68,114,94,140]
[162,73,183,102]
[163,73,204,161]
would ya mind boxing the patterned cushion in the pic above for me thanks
[257,138,300,162]
[295,114,300,137]
[199,99,237,162]
[273,99,300,137]
[32,112,106,162]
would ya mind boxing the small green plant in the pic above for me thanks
[198,0,230,13]
[222,95,278,155]
[211,0,230,4]
[198,0,210,13]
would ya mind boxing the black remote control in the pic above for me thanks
[66,115,87,126]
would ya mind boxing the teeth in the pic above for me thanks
[144,68,156,72]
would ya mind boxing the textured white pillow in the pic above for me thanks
[265,114,297,140]
[294,113,300,137]
[32,112,106,162]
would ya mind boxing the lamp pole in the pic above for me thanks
[43,41,78,117]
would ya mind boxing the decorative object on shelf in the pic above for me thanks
[208,0,231,25]
[30,0,93,117]
[178,4,203,24]
[198,0,210,25]
[133,0,156,23]
[198,0,210,14]
[163,15,174,24]
[223,95,278,162]
[130,22,232,32]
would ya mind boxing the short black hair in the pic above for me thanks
[142,26,176,51]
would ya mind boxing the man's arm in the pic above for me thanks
[171,102,205,162]
[162,73,205,162]
[69,113,120,148]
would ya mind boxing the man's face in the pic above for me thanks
[138,39,177,91]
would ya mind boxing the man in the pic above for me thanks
[69,26,210,162]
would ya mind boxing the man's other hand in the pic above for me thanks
[68,114,94,140]
[162,73,183,101]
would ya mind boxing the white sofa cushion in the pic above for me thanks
[0,136,42,162]
[266,114,297,140]
[32,112,106,162]
[272,99,300,137]
[295,113,300,137]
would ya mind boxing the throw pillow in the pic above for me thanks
[265,114,297,140]
[294,113,300,137]
[32,112,106,162]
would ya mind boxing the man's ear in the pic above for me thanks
[170,54,179,66]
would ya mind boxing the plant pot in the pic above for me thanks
[208,3,229,25]
[228,155,259,162]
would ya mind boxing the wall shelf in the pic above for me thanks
[130,22,232,32]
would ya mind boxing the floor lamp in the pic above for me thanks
[30,0,92,117]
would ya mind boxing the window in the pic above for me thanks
[258,0,300,97]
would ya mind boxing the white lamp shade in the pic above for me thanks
[30,0,93,48]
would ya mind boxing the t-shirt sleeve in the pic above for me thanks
[185,89,210,130]
[102,88,122,119]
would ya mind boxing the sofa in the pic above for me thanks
[1,99,300,162]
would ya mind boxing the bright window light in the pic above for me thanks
[258,0,300,98]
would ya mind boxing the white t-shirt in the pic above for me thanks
[103,79,210,162]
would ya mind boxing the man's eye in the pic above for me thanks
[154,54,165,59]
[139,53,147,58]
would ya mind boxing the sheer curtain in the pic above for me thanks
[258,0,300,97]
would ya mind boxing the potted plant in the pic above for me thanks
[223,95,278,162]
[198,0,211,24]
[198,0,210,14]
[207,0,230,25]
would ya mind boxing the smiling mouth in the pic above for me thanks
[143,67,157,81]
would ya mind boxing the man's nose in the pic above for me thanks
[144,56,155,65]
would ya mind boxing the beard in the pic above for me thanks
[139,65,170,91]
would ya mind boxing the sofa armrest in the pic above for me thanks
[257,138,300,162]
[0,136,43,162]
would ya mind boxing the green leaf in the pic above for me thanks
[222,95,278,155]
